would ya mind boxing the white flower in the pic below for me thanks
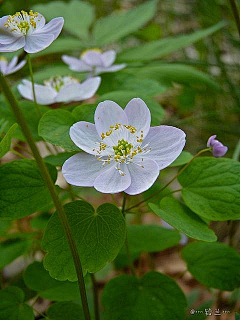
[62,98,186,195]
[0,55,26,75]
[17,76,101,105]
[62,49,126,76]
[0,10,64,53]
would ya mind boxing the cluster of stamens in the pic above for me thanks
[4,10,40,35]
[44,76,79,92]
[93,123,151,175]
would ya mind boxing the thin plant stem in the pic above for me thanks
[229,0,240,36]
[126,148,211,211]
[232,138,240,161]
[10,149,28,159]
[122,193,136,276]
[27,54,41,117]
[0,72,91,320]
[90,273,100,320]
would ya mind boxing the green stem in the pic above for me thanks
[126,148,211,211]
[229,0,240,36]
[10,149,28,159]
[0,72,91,320]
[232,138,240,161]
[27,54,41,117]
[122,193,136,276]
[90,273,100,320]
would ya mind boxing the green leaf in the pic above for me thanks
[149,198,217,242]
[126,63,219,90]
[169,151,193,167]
[32,65,84,83]
[118,22,225,61]
[0,101,49,141]
[46,302,84,320]
[72,104,97,124]
[102,271,187,320]
[97,92,165,126]
[236,313,240,320]
[182,242,240,291]
[33,0,95,39]
[92,0,157,45]
[44,152,77,167]
[42,201,126,281]
[0,123,18,159]
[127,224,180,253]
[0,160,57,220]
[0,286,34,320]
[38,109,79,151]
[178,157,240,221]
[23,262,81,301]
[0,221,11,236]
[0,239,31,269]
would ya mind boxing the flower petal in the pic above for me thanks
[62,152,107,187]
[62,55,91,72]
[0,16,21,44]
[55,83,83,103]
[34,13,46,30]
[125,158,159,195]
[94,163,131,194]
[81,50,103,67]
[142,126,186,169]
[7,56,18,69]
[94,100,128,137]
[78,77,101,100]
[7,59,26,75]
[0,36,25,52]
[69,121,101,155]
[24,33,54,53]
[34,17,64,40]
[95,64,126,75]
[18,80,56,105]
[101,50,116,67]
[124,98,151,139]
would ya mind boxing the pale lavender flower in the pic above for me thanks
[62,98,186,195]
[207,135,228,157]
[17,76,101,105]
[0,55,26,75]
[0,10,64,53]
[62,49,126,76]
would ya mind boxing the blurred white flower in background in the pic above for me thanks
[17,76,101,105]
[62,49,126,76]
[0,55,26,75]
[0,10,64,53]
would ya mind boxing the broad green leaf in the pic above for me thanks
[23,262,81,301]
[182,242,240,291]
[126,63,219,90]
[44,152,77,167]
[102,271,187,320]
[0,286,34,320]
[33,0,95,39]
[0,101,49,141]
[0,123,18,159]
[0,221,11,236]
[178,157,240,221]
[118,22,225,61]
[0,239,31,269]
[0,160,57,220]
[33,37,85,57]
[149,198,217,242]
[32,65,84,83]
[97,92,165,126]
[42,201,126,281]
[38,110,80,151]
[127,224,180,253]
[72,104,97,124]
[92,0,157,45]
[46,302,84,320]
[236,313,240,320]
[169,151,193,167]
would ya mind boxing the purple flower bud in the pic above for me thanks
[207,135,228,157]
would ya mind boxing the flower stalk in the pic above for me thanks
[27,54,41,117]
[0,72,91,320]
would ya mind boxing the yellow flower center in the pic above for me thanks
[4,10,40,35]
[44,76,80,92]
[0,56,7,62]
[113,139,133,158]
[81,48,102,58]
